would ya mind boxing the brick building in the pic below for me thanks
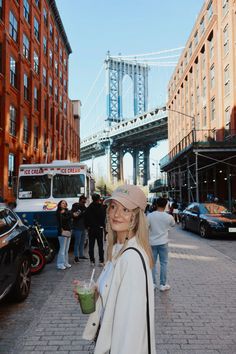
[0,0,80,203]
[160,0,236,207]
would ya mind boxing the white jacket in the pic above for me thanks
[83,237,156,354]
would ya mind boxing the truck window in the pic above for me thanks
[18,175,51,199]
[52,174,85,198]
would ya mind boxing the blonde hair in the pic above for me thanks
[106,205,154,268]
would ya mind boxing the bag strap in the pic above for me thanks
[122,247,151,354]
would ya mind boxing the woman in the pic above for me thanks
[83,184,156,354]
[56,200,72,270]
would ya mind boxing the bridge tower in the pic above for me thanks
[105,53,151,185]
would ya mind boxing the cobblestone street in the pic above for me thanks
[0,227,236,354]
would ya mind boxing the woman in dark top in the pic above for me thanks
[56,200,72,270]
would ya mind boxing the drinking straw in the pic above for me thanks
[89,268,95,287]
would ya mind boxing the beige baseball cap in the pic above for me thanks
[104,184,147,211]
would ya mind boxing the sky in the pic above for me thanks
[56,0,205,182]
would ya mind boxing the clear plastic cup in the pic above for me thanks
[76,280,96,314]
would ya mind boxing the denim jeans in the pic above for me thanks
[151,243,168,286]
[73,229,86,257]
[57,235,71,267]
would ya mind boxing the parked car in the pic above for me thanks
[181,202,236,238]
[0,207,32,302]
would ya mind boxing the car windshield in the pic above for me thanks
[202,203,228,214]
[52,174,85,198]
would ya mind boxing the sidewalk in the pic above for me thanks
[13,227,236,354]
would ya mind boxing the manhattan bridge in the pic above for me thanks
[80,48,183,185]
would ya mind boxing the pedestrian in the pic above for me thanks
[147,197,175,291]
[84,193,106,266]
[82,184,156,354]
[71,195,88,264]
[56,200,72,270]
[172,199,180,223]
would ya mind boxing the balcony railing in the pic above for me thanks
[160,128,236,168]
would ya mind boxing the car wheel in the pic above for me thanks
[199,223,209,238]
[182,218,187,230]
[31,248,46,274]
[10,255,31,302]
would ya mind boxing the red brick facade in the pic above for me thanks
[0,0,80,203]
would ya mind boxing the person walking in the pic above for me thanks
[172,199,180,223]
[147,197,175,291]
[84,193,106,266]
[82,184,156,354]
[71,195,88,264]
[56,200,72,270]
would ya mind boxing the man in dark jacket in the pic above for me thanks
[84,193,106,266]
[71,195,88,264]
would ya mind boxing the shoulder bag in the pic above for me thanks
[122,247,151,354]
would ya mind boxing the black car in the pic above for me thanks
[181,202,236,238]
[0,207,32,302]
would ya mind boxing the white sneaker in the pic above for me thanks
[153,283,158,290]
[57,265,66,270]
[160,284,171,291]
[65,264,72,268]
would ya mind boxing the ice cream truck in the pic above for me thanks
[14,160,95,238]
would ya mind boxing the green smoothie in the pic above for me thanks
[77,284,96,314]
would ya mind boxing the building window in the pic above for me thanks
[188,43,192,58]
[55,36,58,51]
[43,67,47,86]
[33,51,39,74]
[59,70,63,84]
[43,8,47,26]
[34,86,39,110]
[44,98,47,119]
[49,77,53,94]
[10,56,17,88]
[59,95,62,109]
[209,38,214,59]
[0,0,2,20]
[64,102,67,114]
[203,106,207,127]
[64,79,67,92]
[35,0,40,7]
[9,105,17,136]
[196,86,200,106]
[24,73,29,100]
[210,65,215,88]
[9,11,18,42]
[64,57,67,70]
[194,31,198,47]
[60,48,63,61]
[207,0,213,20]
[34,17,40,41]
[224,65,230,95]
[23,0,30,23]
[8,153,15,188]
[43,36,47,55]
[49,23,53,38]
[49,49,53,66]
[50,106,53,125]
[210,97,215,121]
[222,0,229,16]
[23,116,29,143]
[23,33,30,59]
[223,24,229,56]
[55,60,58,75]
[200,16,205,34]
[225,106,230,125]
[202,76,206,98]
[34,124,38,148]
[54,86,58,102]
